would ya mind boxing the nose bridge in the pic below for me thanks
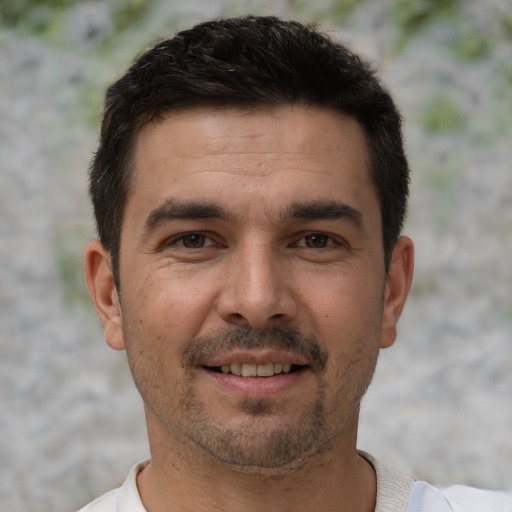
[219,238,295,328]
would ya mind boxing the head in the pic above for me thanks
[85,16,414,472]
[89,16,409,289]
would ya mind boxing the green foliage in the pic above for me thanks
[426,164,458,192]
[110,0,155,33]
[0,0,73,25]
[391,0,460,48]
[391,0,460,32]
[53,224,93,310]
[289,0,363,24]
[420,94,467,134]
[454,32,492,61]
[330,0,364,22]
[78,81,104,130]
[0,0,156,38]
[424,163,460,230]
[410,273,438,298]
[0,0,78,33]
[499,10,512,40]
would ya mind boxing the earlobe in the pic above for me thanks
[380,236,414,349]
[84,240,125,351]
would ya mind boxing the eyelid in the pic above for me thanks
[292,231,346,248]
[164,231,222,249]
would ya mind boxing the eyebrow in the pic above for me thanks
[144,198,230,233]
[284,201,364,227]
[143,198,365,235]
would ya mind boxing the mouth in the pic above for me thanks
[201,354,311,398]
[206,362,306,377]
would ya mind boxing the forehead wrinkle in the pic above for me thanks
[186,169,330,179]
[174,147,330,164]
[181,155,338,179]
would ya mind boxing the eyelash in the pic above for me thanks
[294,232,342,249]
[164,231,343,250]
[166,232,219,249]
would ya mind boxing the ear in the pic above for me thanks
[84,240,125,351]
[380,236,414,349]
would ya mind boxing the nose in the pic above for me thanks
[217,242,297,329]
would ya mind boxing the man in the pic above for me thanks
[81,16,511,512]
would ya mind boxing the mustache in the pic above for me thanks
[181,326,328,372]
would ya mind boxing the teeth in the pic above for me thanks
[257,363,274,377]
[230,363,241,376]
[219,362,295,377]
[241,364,257,377]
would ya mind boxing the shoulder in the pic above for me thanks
[74,459,150,512]
[76,488,118,512]
[407,481,512,512]
[359,451,512,512]
[441,484,512,512]
[359,451,415,511]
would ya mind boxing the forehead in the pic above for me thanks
[129,106,379,227]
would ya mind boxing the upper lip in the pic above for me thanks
[203,349,310,368]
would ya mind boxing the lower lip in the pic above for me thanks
[204,368,308,398]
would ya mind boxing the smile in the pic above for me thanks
[209,363,302,377]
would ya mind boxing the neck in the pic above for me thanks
[137,413,376,512]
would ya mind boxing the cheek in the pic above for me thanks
[126,268,219,335]
[299,269,384,337]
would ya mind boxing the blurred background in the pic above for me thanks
[0,0,511,510]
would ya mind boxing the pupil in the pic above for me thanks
[184,234,204,248]
[307,234,327,247]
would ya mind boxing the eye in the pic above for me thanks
[304,233,330,248]
[296,233,337,248]
[180,233,208,248]
[165,232,218,250]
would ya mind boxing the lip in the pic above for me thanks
[197,349,312,399]
[203,349,309,367]
[204,366,309,398]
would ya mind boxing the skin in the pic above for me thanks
[85,105,414,512]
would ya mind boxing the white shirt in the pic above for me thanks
[77,454,512,512]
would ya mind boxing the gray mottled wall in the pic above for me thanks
[1,0,511,510]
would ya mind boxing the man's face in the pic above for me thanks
[89,106,411,469]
